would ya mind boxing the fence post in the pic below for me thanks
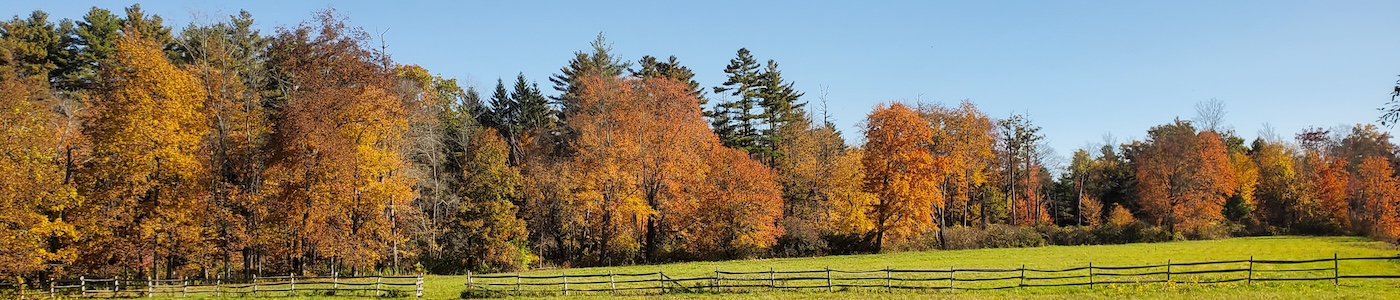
[465,270,471,292]
[714,267,721,293]
[375,274,382,297]
[562,271,568,296]
[885,266,892,293]
[215,277,221,297]
[146,276,151,298]
[252,275,258,297]
[1166,260,1172,283]
[289,273,295,296]
[1019,264,1026,287]
[333,271,338,293]
[1247,256,1253,285]
[770,267,776,290]
[949,266,955,292]
[50,280,55,297]
[80,276,85,297]
[115,276,120,294]
[515,272,520,293]
[609,270,616,295]
[181,277,187,298]
[1088,262,1094,289]
[658,270,665,294]
[416,273,424,298]
[826,266,833,292]
[1333,253,1339,287]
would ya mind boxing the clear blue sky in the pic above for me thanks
[7,1,1399,166]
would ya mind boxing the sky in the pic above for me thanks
[6,0,1399,168]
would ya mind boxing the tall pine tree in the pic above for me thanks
[711,48,763,154]
[549,32,628,120]
[757,59,804,164]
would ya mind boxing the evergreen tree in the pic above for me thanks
[0,11,67,80]
[757,59,805,164]
[512,73,552,132]
[57,7,121,93]
[549,32,628,120]
[712,48,764,153]
[634,55,703,98]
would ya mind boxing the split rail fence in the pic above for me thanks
[463,254,1400,297]
[3,273,424,298]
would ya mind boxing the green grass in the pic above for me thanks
[118,236,1400,299]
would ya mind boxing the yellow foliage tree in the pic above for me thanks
[0,46,79,279]
[78,30,211,277]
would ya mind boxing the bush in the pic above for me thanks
[1040,225,1095,246]
[940,226,983,250]
[1091,221,1172,244]
[1184,222,1233,240]
[982,224,1045,248]
[773,217,829,257]
[824,232,876,255]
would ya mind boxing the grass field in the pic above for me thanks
[132,236,1400,299]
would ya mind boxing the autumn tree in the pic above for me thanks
[863,102,942,251]
[771,98,873,256]
[0,42,80,280]
[76,30,210,278]
[1132,120,1234,234]
[1332,124,1397,172]
[674,145,784,259]
[171,10,272,277]
[262,10,414,273]
[1251,137,1302,230]
[998,113,1047,225]
[919,101,996,234]
[442,128,530,272]
[1351,156,1400,241]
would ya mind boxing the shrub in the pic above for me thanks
[773,217,829,257]
[940,226,983,250]
[982,224,1045,248]
[1040,225,1095,246]
[1184,222,1232,240]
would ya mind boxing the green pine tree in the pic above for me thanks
[712,48,764,153]
[549,32,628,120]
[512,73,552,132]
[757,59,805,164]
[634,55,703,99]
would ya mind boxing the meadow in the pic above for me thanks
[68,236,1400,299]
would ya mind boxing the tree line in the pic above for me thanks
[2,5,1399,285]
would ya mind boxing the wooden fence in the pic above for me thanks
[3,273,423,299]
[463,254,1400,297]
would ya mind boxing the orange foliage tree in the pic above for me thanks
[1133,121,1234,234]
[676,145,784,259]
[528,72,783,265]
[261,11,413,273]
[863,102,941,251]
[1308,155,1351,231]
[1351,156,1400,240]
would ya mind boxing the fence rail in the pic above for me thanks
[463,254,1400,297]
[2,273,424,299]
